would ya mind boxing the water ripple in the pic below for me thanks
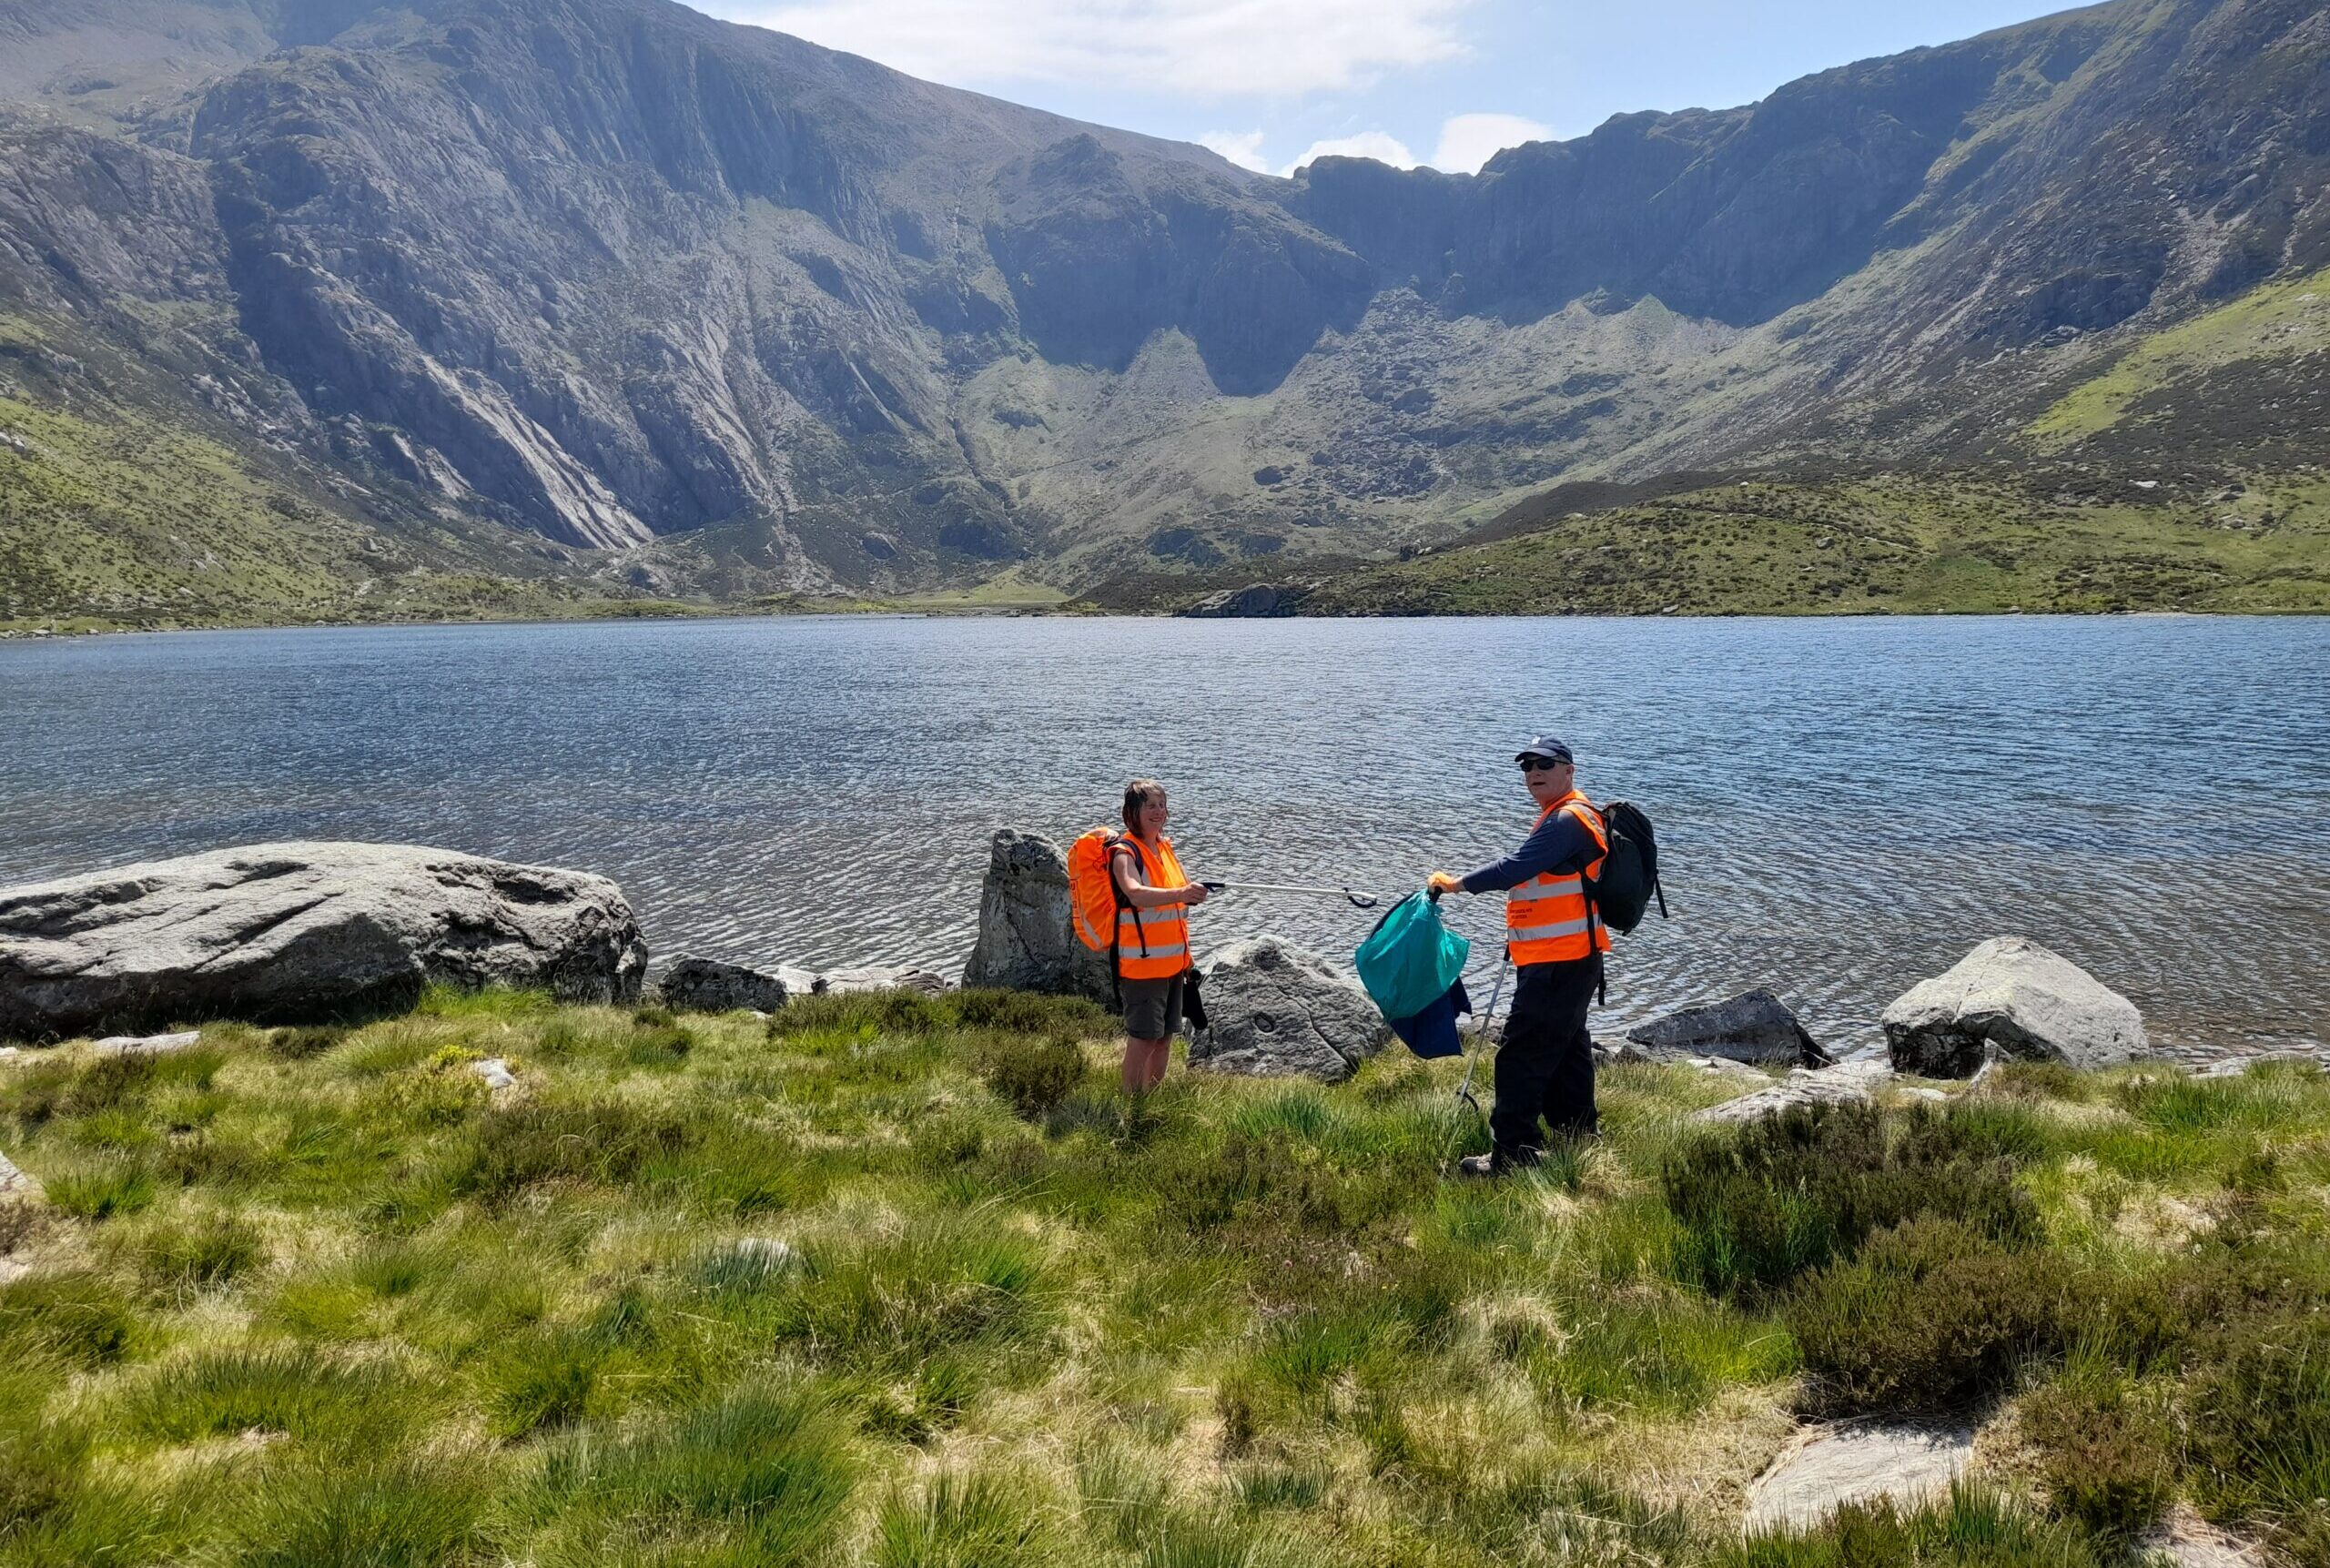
[2,614,2325,1054]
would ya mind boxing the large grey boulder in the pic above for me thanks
[1190,936,1392,1083]
[1626,988,1829,1067]
[657,957,790,1013]
[0,843,647,1040]
[961,829,1114,1003]
[1883,936,2145,1077]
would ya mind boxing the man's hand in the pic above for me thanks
[1426,870,1464,897]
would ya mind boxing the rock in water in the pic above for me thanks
[1191,936,1391,1083]
[0,843,648,1039]
[1883,936,2144,1077]
[658,957,790,1013]
[961,829,1115,1003]
[1626,988,1829,1066]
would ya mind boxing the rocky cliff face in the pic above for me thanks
[0,0,2324,612]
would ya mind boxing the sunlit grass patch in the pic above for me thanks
[520,1382,856,1567]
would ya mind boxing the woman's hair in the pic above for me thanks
[1122,778,1167,832]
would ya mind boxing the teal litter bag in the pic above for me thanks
[1352,891,1471,1025]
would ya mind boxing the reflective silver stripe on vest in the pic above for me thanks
[1119,906,1184,928]
[1125,943,1187,962]
[1509,915,1591,939]
[1507,876,1582,907]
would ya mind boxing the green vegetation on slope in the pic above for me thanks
[1294,471,2330,616]
[2029,267,2330,449]
[4,987,2328,1565]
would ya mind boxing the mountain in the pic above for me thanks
[0,0,2325,626]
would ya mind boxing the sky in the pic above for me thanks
[691,0,2072,175]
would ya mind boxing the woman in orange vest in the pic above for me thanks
[1427,734,1609,1174]
[1111,778,1210,1094]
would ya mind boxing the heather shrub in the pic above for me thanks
[2019,1375,2173,1537]
[1786,1216,2082,1414]
[1662,1101,2038,1297]
[976,1032,1088,1120]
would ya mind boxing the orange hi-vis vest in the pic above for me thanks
[1113,835,1193,981]
[1505,790,1612,966]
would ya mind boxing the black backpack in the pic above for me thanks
[1585,800,1667,936]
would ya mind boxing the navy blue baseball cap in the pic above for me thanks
[1514,735,1574,764]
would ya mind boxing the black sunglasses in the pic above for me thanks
[1517,755,1569,772]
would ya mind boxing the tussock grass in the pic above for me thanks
[1,992,2325,1563]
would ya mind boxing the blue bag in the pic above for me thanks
[1352,892,1471,1027]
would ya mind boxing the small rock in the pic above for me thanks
[471,1057,515,1090]
[91,1030,203,1057]
[818,966,951,996]
[1686,1054,1773,1079]
[657,956,790,1013]
[774,965,821,996]
[1191,936,1391,1083]
[1695,1061,1894,1125]
[1628,989,1829,1067]
[0,1149,37,1199]
[1882,936,2144,1077]
[2195,1048,2325,1078]
[2138,1503,2270,1568]
[1747,1422,1974,1530]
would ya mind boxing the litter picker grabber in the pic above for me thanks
[1200,880,1381,910]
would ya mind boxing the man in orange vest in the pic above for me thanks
[1428,735,1610,1175]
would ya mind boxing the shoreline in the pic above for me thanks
[4,602,2323,642]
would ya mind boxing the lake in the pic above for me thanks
[4,614,2325,1057]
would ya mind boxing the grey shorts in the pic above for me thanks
[1121,975,1184,1040]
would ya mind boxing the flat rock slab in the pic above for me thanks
[1191,936,1390,1083]
[657,957,789,1013]
[92,1030,203,1057]
[1629,988,1829,1066]
[1747,1423,1974,1531]
[0,842,648,1039]
[1883,936,2143,1077]
[2140,1505,2270,1568]
[1696,1061,1896,1125]
[818,966,950,996]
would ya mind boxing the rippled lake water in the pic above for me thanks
[4,614,2325,1056]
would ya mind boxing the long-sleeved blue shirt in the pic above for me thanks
[1460,804,1600,894]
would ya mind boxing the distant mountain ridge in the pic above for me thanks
[0,0,2324,622]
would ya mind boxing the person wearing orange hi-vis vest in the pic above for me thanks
[1427,735,1609,1175]
[1110,778,1211,1094]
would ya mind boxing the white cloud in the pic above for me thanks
[1431,111,1552,173]
[1199,130,1271,172]
[721,0,1474,98]
[1282,131,1417,174]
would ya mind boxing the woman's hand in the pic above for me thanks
[1426,870,1464,897]
[1185,884,1210,905]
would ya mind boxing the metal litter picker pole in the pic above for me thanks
[1200,881,1381,910]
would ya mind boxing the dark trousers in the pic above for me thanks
[1491,956,1600,1161]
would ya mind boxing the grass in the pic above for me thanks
[1292,470,2330,616]
[1,990,2327,1564]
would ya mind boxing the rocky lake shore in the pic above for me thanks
[1,837,2325,1568]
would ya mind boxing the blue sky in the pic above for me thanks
[696,0,2075,173]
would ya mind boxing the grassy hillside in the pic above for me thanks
[1290,471,2330,617]
[3,987,2326,1565]
[0,316,681,633]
